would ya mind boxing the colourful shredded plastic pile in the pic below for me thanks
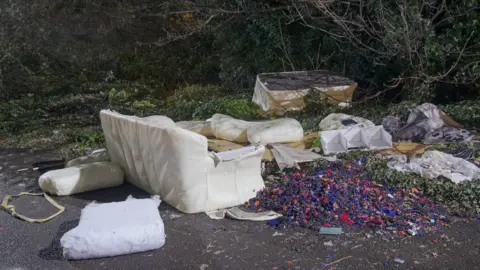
[248,158,448,236]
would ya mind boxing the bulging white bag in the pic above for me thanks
[61,195,165,260]
[176,121,214,137]
[247,118,304,145]
[39,162,124,196]
[142,115,176,128]
[211,114,251,143]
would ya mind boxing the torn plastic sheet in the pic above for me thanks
[206,207,282,221]
[269,144,323,170]
[387,150,480,184]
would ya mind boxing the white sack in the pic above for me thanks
[61,195,165,260]
[66,149,110,167]
[211,113,251,143]
[142,115,176,128]
[39,162,124,196]
[387,150,480,184]
[247,118,304,145]
[176,121,214,137]
[319,113,374,131]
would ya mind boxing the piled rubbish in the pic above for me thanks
[247,157,448,236]
[252,70,357,115]
[387,150,480,184]
[387,103,473,144]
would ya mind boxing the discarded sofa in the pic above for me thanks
[320,126,392,154]
[99,110,266,214]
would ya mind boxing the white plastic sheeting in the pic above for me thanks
[387,150,480,184]
[61,195,165,260]
[270,144,323,170]
[320,126,392,154]
[247,118,304,145]
[39,162,124,196]
[319,113,375,131]
[100,110,266,213]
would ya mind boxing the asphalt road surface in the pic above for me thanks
[1,148,479,270]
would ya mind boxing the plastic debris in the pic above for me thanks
[320,227,343,235]
[247,157,448,236]
[394,258,405,264]
[323,241,334,247]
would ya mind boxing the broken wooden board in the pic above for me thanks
[379,142,431,157]
[207,132,318,162]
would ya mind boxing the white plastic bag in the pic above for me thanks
[319,113,375,131]
[61,195,165,260]
[176,121,214,137]
[66,149,110,167]
[39,162,124,196]
[247,118,304,145]
[142,115,176,128]
[211,114,251,143]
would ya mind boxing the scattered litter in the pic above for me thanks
[206,207,282,221]
[61,195,165,260]
[248,157,447,236]
[387,150,480,183]
[16,168,28,172]
[323,241,334,247]
[32,159,65,173]
[324,256,352,267]
[394,258,405,264]
[351,244,362,249]
[199,264,209,270]
[272,231,284,237]
[320,227,343,235]
[169,213,183,220]
[1,192,65,223]
[39,162,124,196]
